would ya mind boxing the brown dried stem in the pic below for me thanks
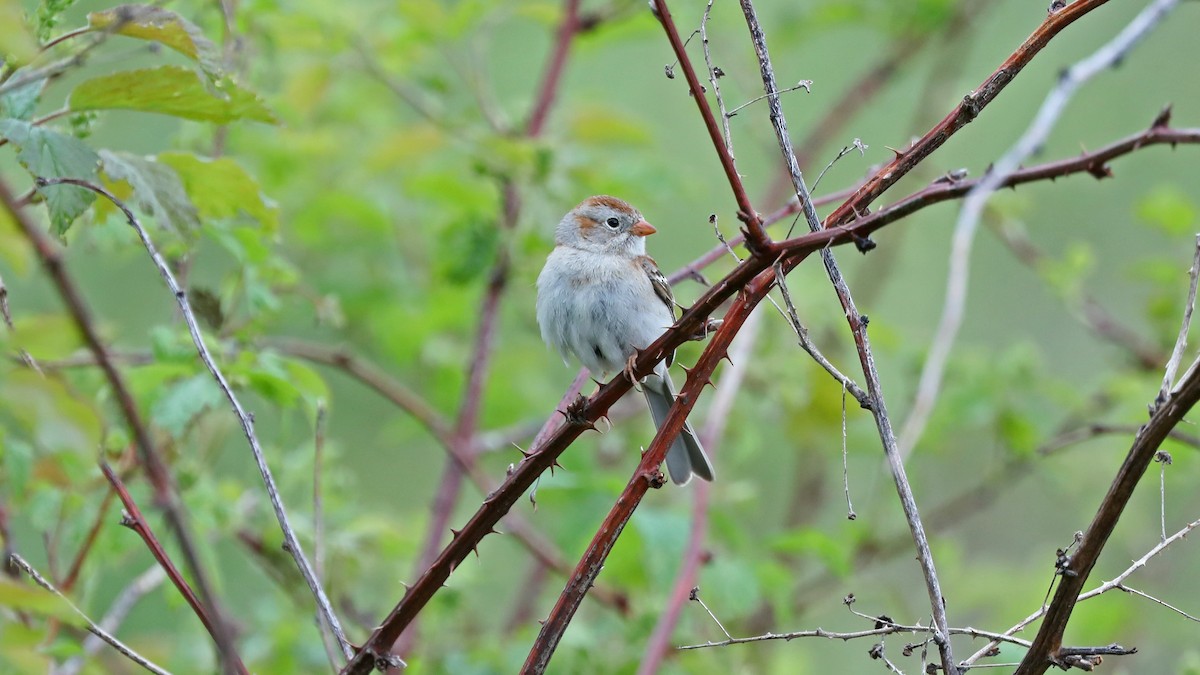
[100,462,245,674]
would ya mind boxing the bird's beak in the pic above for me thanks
[630,220,657,237]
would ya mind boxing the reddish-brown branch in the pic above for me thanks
[636,311,761,675]
[523,268,773,674]
[526,0,580,137]
[0,176,242,673]
[776,125,1200,259]
[654,0,770,252]
[819,0,1113,231]
[100,462,249,675]
[1014,364,1200,674]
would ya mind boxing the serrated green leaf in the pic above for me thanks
[158,152,278,230]
[151,373,224,436]
[69,65,278,124]
[0,119,99,235]
[0,0,38,64]
[0,69,43,120]
[88,4,223,78]
[99,149,200,232]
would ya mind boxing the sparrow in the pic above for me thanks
[536,195,714,484]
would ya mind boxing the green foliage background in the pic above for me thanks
[1,0,1199,673]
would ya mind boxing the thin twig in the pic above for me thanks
[679,621,1030,651]
[1160,235,1200,399]
[962,515,1200,668]
[654,0,769,252]
[1116,583,1200,623]
[99,462,243,673]
[725,80,811,118]
[896,0,1178,463]
[56,565,167,675]
[841,382,856,520]
[698,0,733,156]
[9,554,171,675]
[37,177,352,663]
[739,0,957,670]
[772,260,869,406]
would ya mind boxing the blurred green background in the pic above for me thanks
[2,0,1199,673]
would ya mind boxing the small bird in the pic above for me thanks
[536,195,715,484]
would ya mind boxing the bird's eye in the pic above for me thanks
[605,217,620,228]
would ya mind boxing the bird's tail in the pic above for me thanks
[641,371,715,485]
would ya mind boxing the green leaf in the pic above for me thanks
[0,119,100,235]
[151,374,224,436]
[158,151,278,229]
[0,577,80,622]
[87,5,223,78]
[99,149,200,232]
[0,69,43,120]
[69,65,278,124]
[0,0,38,64]
[1137,185,1197,236]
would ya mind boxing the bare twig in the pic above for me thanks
[56,565,167,675]
[1160,235,1200,399]
[963,515,1200,668]
[654,0,769,252]
[680,619,1032,652]
[724,79,811,118]
[9,554,171,675]
[897,0,1179,463]
[739,0,957,670]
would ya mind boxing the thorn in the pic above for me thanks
[450,528,461,539]
[853,234,876,253]
[1151,104,1172,129]
[884,145,905,159]
[679,364,693,376]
